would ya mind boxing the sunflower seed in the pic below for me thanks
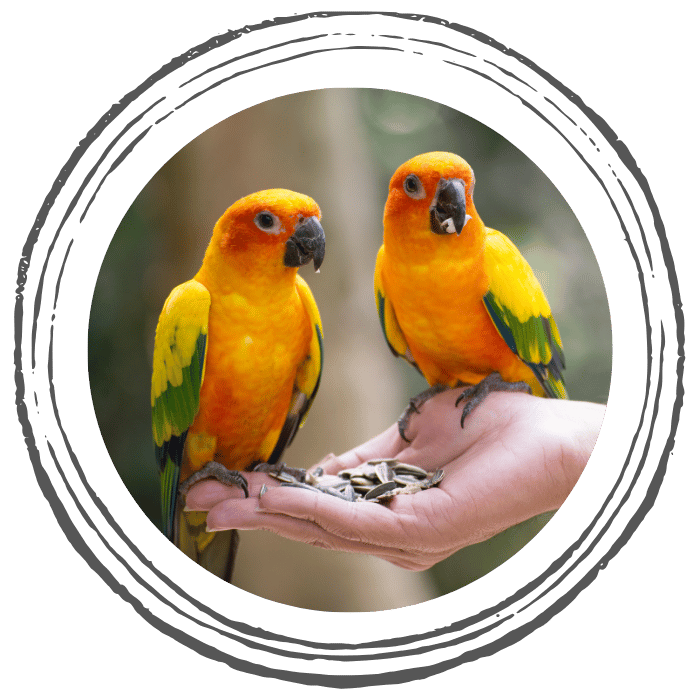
[314,475,348,490]
[375,462,394,483]
[278,481,318,492]
[392,462,428,477]
[253,463,308,480]
[310,465,324,478]
[394,482,425,495]
[272,471,297,483]
[324,484,356,501]
[364,481,397,500]
[349,476,375,488]
[425,469,445,487]
[263,458,443,505]
[393,474,420,486]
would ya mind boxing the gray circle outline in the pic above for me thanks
[15,11,685,688]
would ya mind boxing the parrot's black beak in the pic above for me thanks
[430,178,469,235]
[284,215,325,271]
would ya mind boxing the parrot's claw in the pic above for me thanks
[252,462,309,482]
[397,383,452,441]
[455,372,531,427]
[179,461,250,498]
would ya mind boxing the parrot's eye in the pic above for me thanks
[403,174,426,200]
[254,211,283,234]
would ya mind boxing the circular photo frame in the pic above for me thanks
[15,11,682,687]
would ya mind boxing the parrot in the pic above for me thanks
[151,189,325,579]
[374,151,566,440]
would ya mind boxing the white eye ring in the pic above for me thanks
[254,210,284,235]
[403,174,426,200]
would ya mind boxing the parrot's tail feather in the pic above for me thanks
[174,502,240,582]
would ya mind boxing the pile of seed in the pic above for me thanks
[257,459,444,503]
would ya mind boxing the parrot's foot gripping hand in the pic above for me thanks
[179,461,250,498]
[252,462,309,482]
[398,383,452,442]
[456,372,531,427]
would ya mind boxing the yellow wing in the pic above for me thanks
[151,279,211,538]
[266,274,324,464]
[482,229,566,398]
[374,244,420,372]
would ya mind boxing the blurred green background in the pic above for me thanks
[89,89,611,611]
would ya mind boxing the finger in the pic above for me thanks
[185,473,276,511]
[256,482,422,550]
[393,390,506,469]
[205,494,423,559]
[377,553,440,572]
[318,424,405,475]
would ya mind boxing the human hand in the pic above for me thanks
[185,389,605,571]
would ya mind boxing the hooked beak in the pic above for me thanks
[284,215,326,271]
[429,178,469,235]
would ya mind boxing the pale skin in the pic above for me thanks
[185,389,605,571]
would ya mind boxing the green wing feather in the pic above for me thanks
[482,229,567,399]
[151,279,211,539]
[267,275,324,465]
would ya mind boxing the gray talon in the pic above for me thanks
[178,461,249,498]
[456,372,531,427]
[397,383,452,441]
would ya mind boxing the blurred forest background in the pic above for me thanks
[89,89,611,612]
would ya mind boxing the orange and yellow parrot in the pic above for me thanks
[151,189,325,578]
[374,152,566,439]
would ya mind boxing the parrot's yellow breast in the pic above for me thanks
[185,280,311,477]
[383,251,532,387]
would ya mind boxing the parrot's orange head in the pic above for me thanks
[384,152,479,240]
[213,189,325,272]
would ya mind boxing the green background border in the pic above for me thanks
[3,2,697,697]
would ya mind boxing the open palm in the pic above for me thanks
[185,389,604,570]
